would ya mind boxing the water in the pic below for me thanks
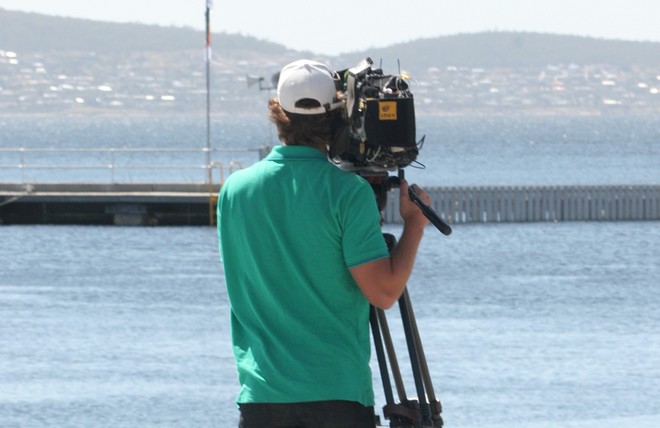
[1,222,659,428]
[0,226,233,427]
[1,114,659,427]
[1,114,659,185]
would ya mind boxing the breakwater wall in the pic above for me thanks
[383,184,660,224]
[1,184,659,226]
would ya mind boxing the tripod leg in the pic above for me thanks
[398,290,433,427]
[375,232,442,427]
[402,289,444,427]
[370,305,396,407]
[376,307,408,402]
[373,305,423,427]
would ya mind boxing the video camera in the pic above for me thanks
[330,58,421,171]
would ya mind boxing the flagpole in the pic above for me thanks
[205,1,214,225]
[205,1,212,179]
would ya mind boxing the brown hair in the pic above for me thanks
[268,98,340,149]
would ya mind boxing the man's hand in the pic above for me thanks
[399,180,430,229]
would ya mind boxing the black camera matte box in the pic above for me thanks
[364,97,416,149]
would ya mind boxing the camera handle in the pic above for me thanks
[371,233,444,428]
[399,170,452,236]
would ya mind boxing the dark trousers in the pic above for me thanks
[238,400,377,428]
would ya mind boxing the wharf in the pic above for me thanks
[1,183,659,226]
[0,183,218,226]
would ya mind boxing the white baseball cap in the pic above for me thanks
[277,59,343,115]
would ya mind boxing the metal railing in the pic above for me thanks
[0,146,267,184]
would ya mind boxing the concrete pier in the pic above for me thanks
[1,183,659,226]
[0,183,218,226]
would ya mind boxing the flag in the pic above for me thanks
[205,1,212,61]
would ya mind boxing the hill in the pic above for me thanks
[348,32,660,69]
[0,8,295,58]
[2,8,660,115]
[3,8,660,68]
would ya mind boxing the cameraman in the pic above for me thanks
[217,59,430,427]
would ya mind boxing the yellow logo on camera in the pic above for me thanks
[378,101,397,120]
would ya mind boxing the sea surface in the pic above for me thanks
[0,114,659,185]
[1,114,660,427]
[1,222,659,428]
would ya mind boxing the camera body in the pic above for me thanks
[331,58,419,171]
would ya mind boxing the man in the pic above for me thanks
[217,59,430,427]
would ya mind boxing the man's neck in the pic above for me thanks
[283,142,328,155]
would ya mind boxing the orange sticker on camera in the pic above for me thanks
[378,101,397,120]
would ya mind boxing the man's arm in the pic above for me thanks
[350,180,430,309]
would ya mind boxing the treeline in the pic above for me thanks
[353,32,660,68]
[0,8,291,57]
[3,8,660,68]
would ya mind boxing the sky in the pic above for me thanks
[2,0,660,55]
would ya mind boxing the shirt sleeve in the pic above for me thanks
[341,179,390,268]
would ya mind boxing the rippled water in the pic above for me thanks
[1,222,658,427]
[2,113,659,426]
[1,114,659,185]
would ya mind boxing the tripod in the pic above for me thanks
[364,170,450,428]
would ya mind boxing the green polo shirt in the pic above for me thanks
[217,145,389,406]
